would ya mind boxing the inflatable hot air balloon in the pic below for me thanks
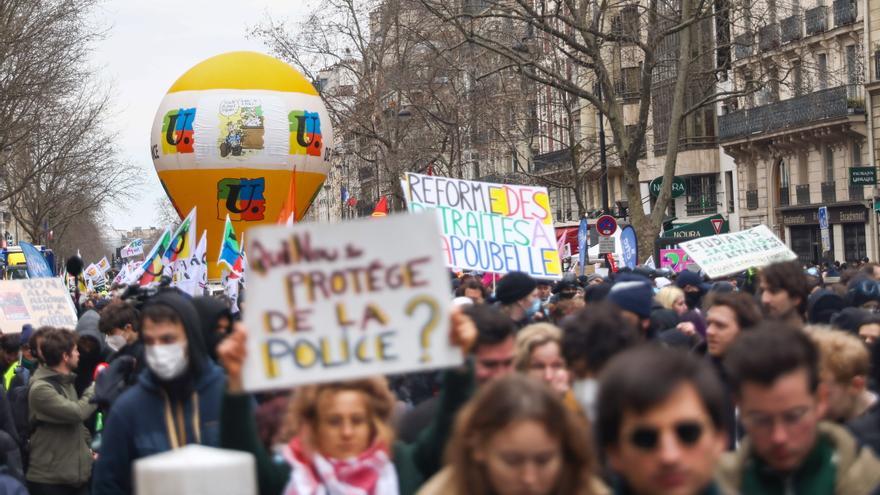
[151,51,333,280]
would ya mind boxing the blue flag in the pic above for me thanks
[620,226,638,269]
[577,218,588,276]
[20,242,54,278]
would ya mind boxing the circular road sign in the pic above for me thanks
[596,215,618,236]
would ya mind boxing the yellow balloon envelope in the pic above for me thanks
[151,51,333,280]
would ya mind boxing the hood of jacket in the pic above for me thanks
[75,310,105,350]
[716,421,880,494]
[32,365,76,386]
[142,289,209,379]
[192,296,232,360]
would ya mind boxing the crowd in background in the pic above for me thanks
[0,259,879,493]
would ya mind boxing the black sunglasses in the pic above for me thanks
[628,422,704,451]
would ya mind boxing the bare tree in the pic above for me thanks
[0,0,105,203]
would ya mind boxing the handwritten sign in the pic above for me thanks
[659,249,695,273]
[121,239,144,259]
[402,173,562,278]
[679,225,797,279]
[241,212,459,391]
[0,279,77,333]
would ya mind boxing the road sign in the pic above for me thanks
[850,167,877,186]
[596,215,618,236]
[818,207,829,230]
[649,176,686,198]
[599,235,616,254]
[711,218,724,235]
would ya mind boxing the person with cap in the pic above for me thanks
[586,273,605,286]
[808,289,847,325]
[607,275,655,337]
[535,279,553,304]
[846,277,880,313]
[493,271,541,327]
[676,270,711,312]
[831,307,880,346]
[92,289,226,495]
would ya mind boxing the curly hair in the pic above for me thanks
[279,377,396,454]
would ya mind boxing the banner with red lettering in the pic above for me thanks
[401,173,562,278]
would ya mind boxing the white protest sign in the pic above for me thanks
[0,278,78,333]
[241,212,458,391]
[402,173,562,279]
[84,263,103,282]
[97,257,111,274]
[679,224,797,279]
[121,239,145,259]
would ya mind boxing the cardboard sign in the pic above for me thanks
[97,257,111,273]
[679,225,797,279]
[659,249,695,273]
[402,173,562,279]
[0,278,78,333]
[241,212,459,391]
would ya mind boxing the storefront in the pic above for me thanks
[780,203,870,264]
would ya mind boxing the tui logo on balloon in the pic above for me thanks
[151,52,334,280]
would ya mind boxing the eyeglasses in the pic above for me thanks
[742,406,810,433]
[628,421,704,451]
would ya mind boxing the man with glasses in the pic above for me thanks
[597,344,728,495]
[719,325,880,494]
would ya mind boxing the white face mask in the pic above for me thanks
[572,378,599,421]
[105,334,127,352]
[145,343,188,381]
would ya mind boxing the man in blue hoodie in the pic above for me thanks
[91,289,226,494]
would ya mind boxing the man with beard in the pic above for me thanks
[92,289,225,494]
[759,261,809,327]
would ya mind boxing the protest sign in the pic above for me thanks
[401,173,562,279]
[97,257,111,273]
[0,278,77,333]
[241,212,459,391]
[84,263,103,282]
[679,225,797,279]
[659,249,695,273]
[121,239,144,259]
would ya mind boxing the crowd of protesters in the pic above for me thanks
[1,258,880,493]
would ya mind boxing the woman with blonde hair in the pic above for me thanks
[655,286,688,316]
[218,310,477,495]
[514,323,569,395]
[418,374,608,495]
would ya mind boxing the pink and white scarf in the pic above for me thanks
[283,437,399,495]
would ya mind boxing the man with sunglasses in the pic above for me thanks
[597,345,728,495]
[719,325,880,494]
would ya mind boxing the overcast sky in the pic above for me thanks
[93,0,305,232]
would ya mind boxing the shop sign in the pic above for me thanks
[850,167,877,186]
[782,205,867,226]
[649,176,686,198]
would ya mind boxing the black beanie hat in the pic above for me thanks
[807,289,846,324]
[495,271,537,305]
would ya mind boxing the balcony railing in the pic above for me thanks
[779,186,791,206]
[747,189,759,209]
[686,198,719,216]
[781,15,803,43]
[653,135,718,156]
[734,32,753,59]
[796,184,811,204]
[822,181,837,202]
[759,23,781,51]
[833,0,857,26]
[805,6,829,34]
[719,85,865,142]
[850,184,865,200]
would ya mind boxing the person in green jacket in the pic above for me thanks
[218,308,477,495]
[27,327,97,495]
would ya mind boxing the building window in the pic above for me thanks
[824,147,834,181]
[817,53,828,90]
[685,175,718,215]
[792,60,804,97]
[725,171,735,213]
[747,162,757,188]
[852,141,863,166]
[844,223,867,262]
